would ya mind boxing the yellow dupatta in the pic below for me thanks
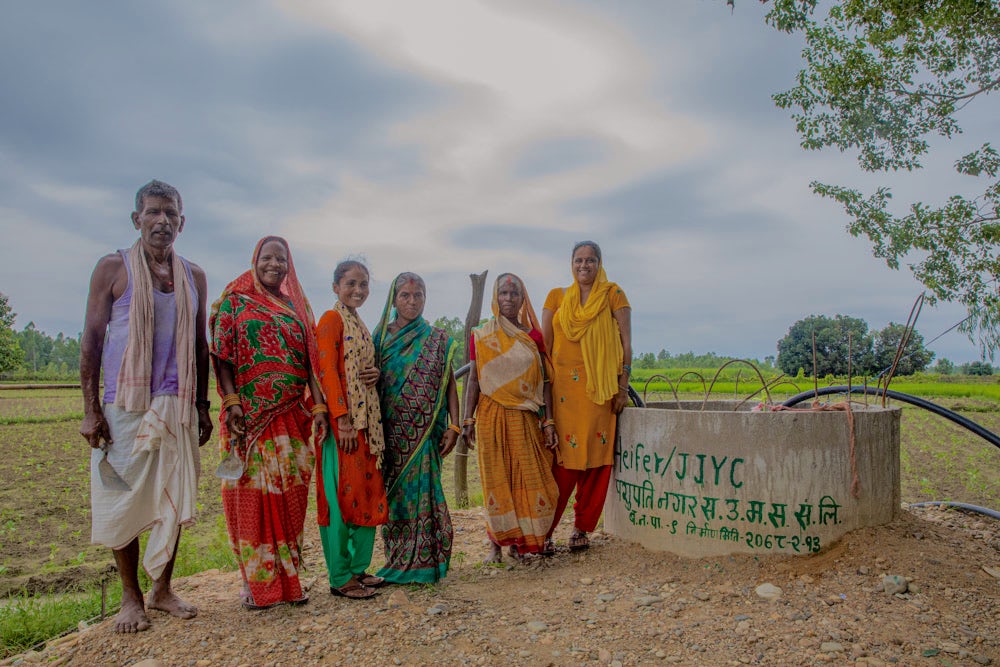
[556,266,623,404]
[473,275,546,412]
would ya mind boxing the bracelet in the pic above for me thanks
[310,403,329,415]
[462,417,477,426]
[621,364,632,374]
[448,423,462,435]
[221,393,241,410]
[541,418,556,428]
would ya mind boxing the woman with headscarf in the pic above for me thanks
[210,236,329,609]
[373,272,460,584]
[462,273,559,563]
[542,241,632,552]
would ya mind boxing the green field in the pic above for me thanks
[1,378,998,657]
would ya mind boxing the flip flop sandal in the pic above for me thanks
[568,533,590,551]
[358,574,386,588]
[540,538,556,556]
[241,599,272,611]
[330,583,378,600]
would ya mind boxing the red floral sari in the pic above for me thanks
[210,236,319,608]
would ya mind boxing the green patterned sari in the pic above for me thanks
[373,293,457,584]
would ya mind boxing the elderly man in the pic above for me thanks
[80,180,212,633]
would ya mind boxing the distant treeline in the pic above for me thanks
[633,350,776,371]
[1,322,81,381]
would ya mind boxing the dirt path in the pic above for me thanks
[6,505,999,667]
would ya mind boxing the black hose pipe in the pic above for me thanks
[781,385,1000,451]
[908,501,1000,520]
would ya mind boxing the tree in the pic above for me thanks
[871,322,934,376]
[17,322,54,373]
[963,360,994,376]
[49,332,81,373]
[0,293,24,374]
[761,0,1000,355]
[634,352,657,369]
[776,314,874,377]
[433,316,471,370]
[933,357,955,375]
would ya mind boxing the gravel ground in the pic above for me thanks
[5,505,999,667]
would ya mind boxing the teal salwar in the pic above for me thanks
[318,434,376,588]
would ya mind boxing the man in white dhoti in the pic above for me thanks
[80,180,213,633]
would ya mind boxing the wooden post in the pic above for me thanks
[453,270,488,508]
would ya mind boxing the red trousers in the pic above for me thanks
[547,464,613,536]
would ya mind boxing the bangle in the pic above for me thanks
[462,417,476,426]
[541,418,556,428]
[618,385,629,392]
[310,403,329,415]
[222,393,241,409]
[448,423,462,435]
[621,364,632,375]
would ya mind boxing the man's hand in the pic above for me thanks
[197,404,214,446]
[80,411,113,449]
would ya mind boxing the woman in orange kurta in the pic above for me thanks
[542,241,632,551]
[315,260,388,599]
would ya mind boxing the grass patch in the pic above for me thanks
[0,520,236,659]
[0,585,117,657]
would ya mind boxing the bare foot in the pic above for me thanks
[483,543,502,565]
[147,587,198,619]
[114,597,151,633]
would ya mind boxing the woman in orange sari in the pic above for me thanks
[542,241,632,551]
[463,273,559,562]
[210,237,329,609]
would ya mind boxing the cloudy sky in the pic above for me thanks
[0,0,990,364]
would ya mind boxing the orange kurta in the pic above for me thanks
[544,284,630,470]
[315,309,387,527]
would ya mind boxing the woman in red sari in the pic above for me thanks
[210,237,329,609]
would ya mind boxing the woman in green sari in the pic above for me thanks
[373,272,460,584]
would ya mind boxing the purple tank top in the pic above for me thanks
[102,250,197,404]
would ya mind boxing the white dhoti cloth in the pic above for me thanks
[91,394,200,579]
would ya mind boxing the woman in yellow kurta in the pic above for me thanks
[462,273,559,562]
[542,241,632,551]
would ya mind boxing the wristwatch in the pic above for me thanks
[195,399,211,410]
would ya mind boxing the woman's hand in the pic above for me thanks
[337,414,358,453]
[440,428,458,457]
[225,404,246,437]
[461,423,476,450]
[612,386,629,414]
[314,412,329,445]
[359,366,380,387]
[543,423,558,450]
